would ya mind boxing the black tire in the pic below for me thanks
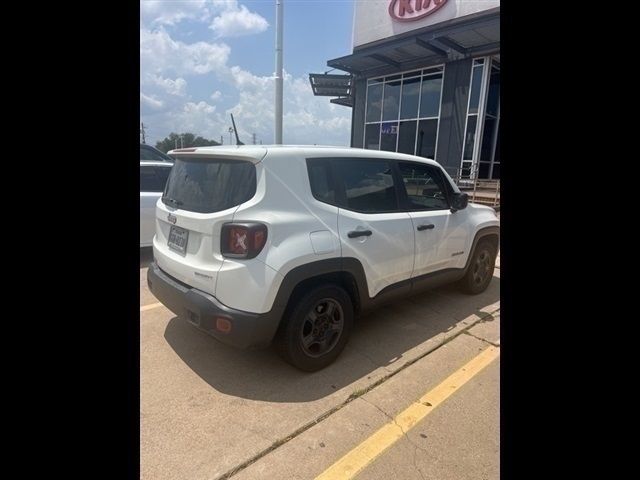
[459,240,497,294]
[275,284,354,372]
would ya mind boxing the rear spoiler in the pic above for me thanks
[167,147,267,164]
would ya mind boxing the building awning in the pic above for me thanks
[327,7,499,77]
[308,73,353,107]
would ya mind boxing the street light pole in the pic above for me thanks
[275,0,284,144]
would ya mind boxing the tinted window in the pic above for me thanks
[335,159,399,213]
[163,158,256,213]
[364,124,380,150]
[307,159,336,205]
[398,162,449,211]
[140,145,170,162]
[154,165,172,189]
[468,65,484,114]
[462,115,477,160]
[380,122,398,151]
[416,119,438,159]
[400,77,420,120]
[419,74,442,118]
[398,120,417,155]
[382,80,401,122]
[140,165,169,192]
[365,83,383,123]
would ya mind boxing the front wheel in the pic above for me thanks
[459,240,497,294]
[275,284,354,372]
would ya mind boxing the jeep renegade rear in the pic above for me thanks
[148,145,499,371]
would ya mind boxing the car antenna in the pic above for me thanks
[230,114,244,146]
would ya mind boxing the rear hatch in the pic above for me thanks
[153,148,266,296]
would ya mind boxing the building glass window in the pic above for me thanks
[460,57,500,180]
[364,123,381,150]
[382,80,401,122]
[364,66,444,160]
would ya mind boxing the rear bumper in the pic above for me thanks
[147,262,282,349]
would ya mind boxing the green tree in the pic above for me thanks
[155,132,220,153]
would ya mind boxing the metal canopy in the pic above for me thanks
[308,73,352,96]
[327,7,499,77]
[308,72,353,108]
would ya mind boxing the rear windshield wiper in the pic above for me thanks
[163,196,183,206]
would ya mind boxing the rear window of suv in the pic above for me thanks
[162,158,256,213]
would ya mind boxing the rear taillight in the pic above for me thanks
[221,223,268,259]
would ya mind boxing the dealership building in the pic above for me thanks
[310,0,500,179]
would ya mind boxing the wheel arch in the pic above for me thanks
[271,258,369,327]
[464,226,500,272]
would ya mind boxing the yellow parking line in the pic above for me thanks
[315,345,500,480]
[140,302,163,312]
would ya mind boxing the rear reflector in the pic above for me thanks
[216,317,232,333]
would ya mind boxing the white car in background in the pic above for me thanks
[140,160,173,247]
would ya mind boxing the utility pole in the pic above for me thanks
[140,122,146,144]
[220,135,224,145]
[252,133,257,145]
[175,138,178,150]
[275,0,284,144]
[180,134,184,149]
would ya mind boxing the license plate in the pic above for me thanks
[168,225,189,254]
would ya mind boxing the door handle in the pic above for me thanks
[348,230,373,238]
[417,224,435,231]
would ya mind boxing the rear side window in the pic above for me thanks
[162,158,256,213]
[140,165,171,192]
[154,166,172,189]
[306,159,336,205]
[140,145,170,162]
[334,158,399,213]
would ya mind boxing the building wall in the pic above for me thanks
[434,58,472,174]
[351,77,367,149]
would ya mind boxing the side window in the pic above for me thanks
[306,159,336,205]
[140,166,163,192]
[154,166,172,192]
[334,158,399,213]
[398,162,450,211]
[140,146,168,162]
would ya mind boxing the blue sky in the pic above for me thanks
[140,0,355,147]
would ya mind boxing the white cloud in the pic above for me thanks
[147,75,188,96]
[140,24,350,147]
[210,4,269,38]
[223,68,351,146]
[140,93,164,110]
[141,0,209,26]
[140,28,230,76]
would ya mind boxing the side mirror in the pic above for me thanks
[450,192,468,212]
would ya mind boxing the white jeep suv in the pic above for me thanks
[147,145,499,371]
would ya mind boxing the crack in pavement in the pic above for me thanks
[359,396,429,455]
[463,330,500,347]
[213,307,499,480]
[413,444,427,480]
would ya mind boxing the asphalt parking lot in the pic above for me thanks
[140,247,500,480]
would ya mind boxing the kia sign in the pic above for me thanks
[353,1,500,48]
[389,0,449,22]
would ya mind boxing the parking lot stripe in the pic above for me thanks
[314,345,500,480]
[140,302,163,312]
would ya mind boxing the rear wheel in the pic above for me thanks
[459,240,497,294]
[275,284,353,372]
